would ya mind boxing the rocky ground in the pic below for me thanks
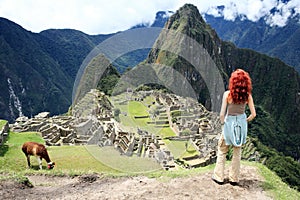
[0,165,273,200]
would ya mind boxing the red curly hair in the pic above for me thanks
[228,69,252,104]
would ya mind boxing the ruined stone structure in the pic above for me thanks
[143,91,221,169]
[0,120,9,145]
[10,89,220,170]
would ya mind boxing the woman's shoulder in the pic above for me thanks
[247,93,254,102]
[224,90,230,96]
[222,90,230,101]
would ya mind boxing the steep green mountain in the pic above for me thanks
[0,18,116,122]
[0,17,73,121]
[243,105,300,190]
[145,4,300,161]
[146,7,223,110]
[38,29,112,79]
[205,14,300,73]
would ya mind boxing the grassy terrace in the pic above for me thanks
[0,132,116,173]
[113,95,198,159]
[0,131,299,200]
[0,120,7,129]
[0,132,161,174]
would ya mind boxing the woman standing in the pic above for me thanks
[212,69,256,186]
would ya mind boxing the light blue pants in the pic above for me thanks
[223,113,247,147]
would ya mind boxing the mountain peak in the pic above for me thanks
[164,3,220,48]
[166,4,205,31]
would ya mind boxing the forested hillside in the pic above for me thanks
[205,14,300,73]
[0,18,73,121]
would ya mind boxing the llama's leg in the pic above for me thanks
[26,155,31,168]
[36,157,42,170]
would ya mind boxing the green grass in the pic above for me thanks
[245,161,300,200]
[0,131,162,176]
[0,120,7,128]
[128,101,149,117]
[0,129,299,199]
[163,140,198,158]
[117,101,150,127]
[0,132,118,174]
[86,145,162,174]
[158,127,176,138]
[0,132,44,171]
[142,95,155,106]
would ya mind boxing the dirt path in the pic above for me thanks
[0,165,273,200]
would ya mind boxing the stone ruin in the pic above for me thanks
[116,90,221,169]
[140,91,221,169]
[0,120,9,145]
[9,89,221,170]
[10,89,175,170]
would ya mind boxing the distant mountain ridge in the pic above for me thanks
[130,11,174,29]
[203,1,300,73]
[204,14,300,73]
[0,17,119,122]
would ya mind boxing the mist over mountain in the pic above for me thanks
[203,0,300,72]
[133,2,300,73]
[204,14,300,73]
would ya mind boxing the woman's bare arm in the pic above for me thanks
[247,94,256,122]
[220,91,229,124]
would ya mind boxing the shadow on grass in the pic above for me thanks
[186,149,197,154]
[238,179,274,190]
[0,134,10,156]
[29,165,50,170]
[0,144,9,157]
[260,181,276,191]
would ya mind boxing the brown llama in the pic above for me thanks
[22,141,55,170]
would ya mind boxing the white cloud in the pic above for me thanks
[206,0,277,21]
[205,0,300,27]
[0,0,178,34]
[0,0,299,34]
[266,0,300,27]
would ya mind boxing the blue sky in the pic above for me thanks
[0,0,299,34]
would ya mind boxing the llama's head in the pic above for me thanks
[47,162,55,169]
